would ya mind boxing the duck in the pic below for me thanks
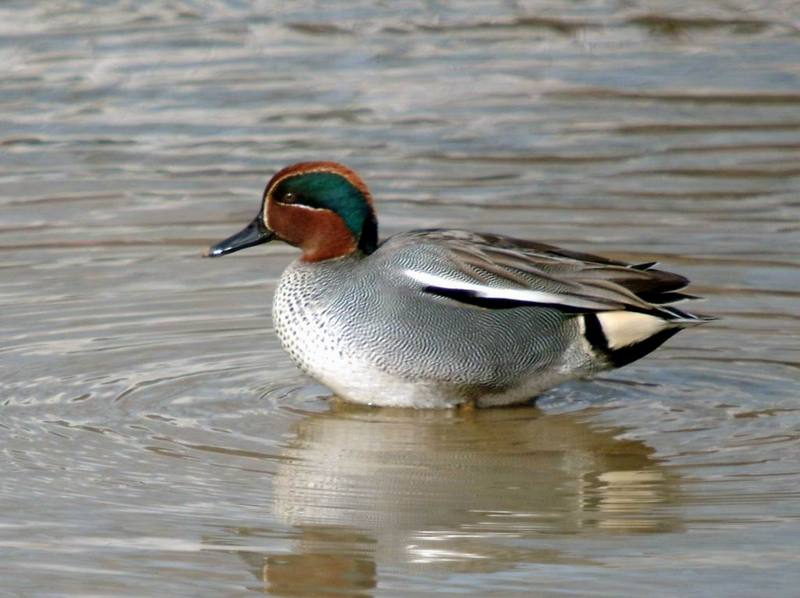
[206,161,712,409]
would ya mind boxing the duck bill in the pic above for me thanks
[205,216,275,257]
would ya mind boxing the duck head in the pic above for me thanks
[206,162,378,262]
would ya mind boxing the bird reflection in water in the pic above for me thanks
[253,403,681,595]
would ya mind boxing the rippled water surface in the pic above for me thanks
[2,1,800,595]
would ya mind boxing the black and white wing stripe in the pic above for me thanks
[403,269,624,312]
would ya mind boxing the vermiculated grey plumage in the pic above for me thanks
[273,229,710,407]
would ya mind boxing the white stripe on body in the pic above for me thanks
[404,269,610,311]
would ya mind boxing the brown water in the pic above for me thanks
[2,1,800,596]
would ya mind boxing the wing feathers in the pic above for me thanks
[399,229,709,324]
[404,270,619,311]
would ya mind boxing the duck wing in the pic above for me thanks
[399,229,706,322]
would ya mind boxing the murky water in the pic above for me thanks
[2,1,800,595]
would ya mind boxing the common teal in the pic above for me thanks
[206,162,711,408]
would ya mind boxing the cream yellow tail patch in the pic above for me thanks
[596,311,670,350]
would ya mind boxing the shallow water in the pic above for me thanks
[2,1,800,595]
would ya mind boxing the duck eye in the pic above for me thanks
[281,192,295,204]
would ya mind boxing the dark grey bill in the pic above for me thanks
[204,216,275,257]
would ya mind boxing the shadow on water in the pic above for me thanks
[227,403,682,595]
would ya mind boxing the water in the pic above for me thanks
[1,1,799,595]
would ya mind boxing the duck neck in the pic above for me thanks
[358,209,378,255]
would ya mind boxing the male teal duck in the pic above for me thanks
[206,162,711,408]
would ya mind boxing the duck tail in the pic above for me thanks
[582,304,715,369]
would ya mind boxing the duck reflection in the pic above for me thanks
[261,403,680,595]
